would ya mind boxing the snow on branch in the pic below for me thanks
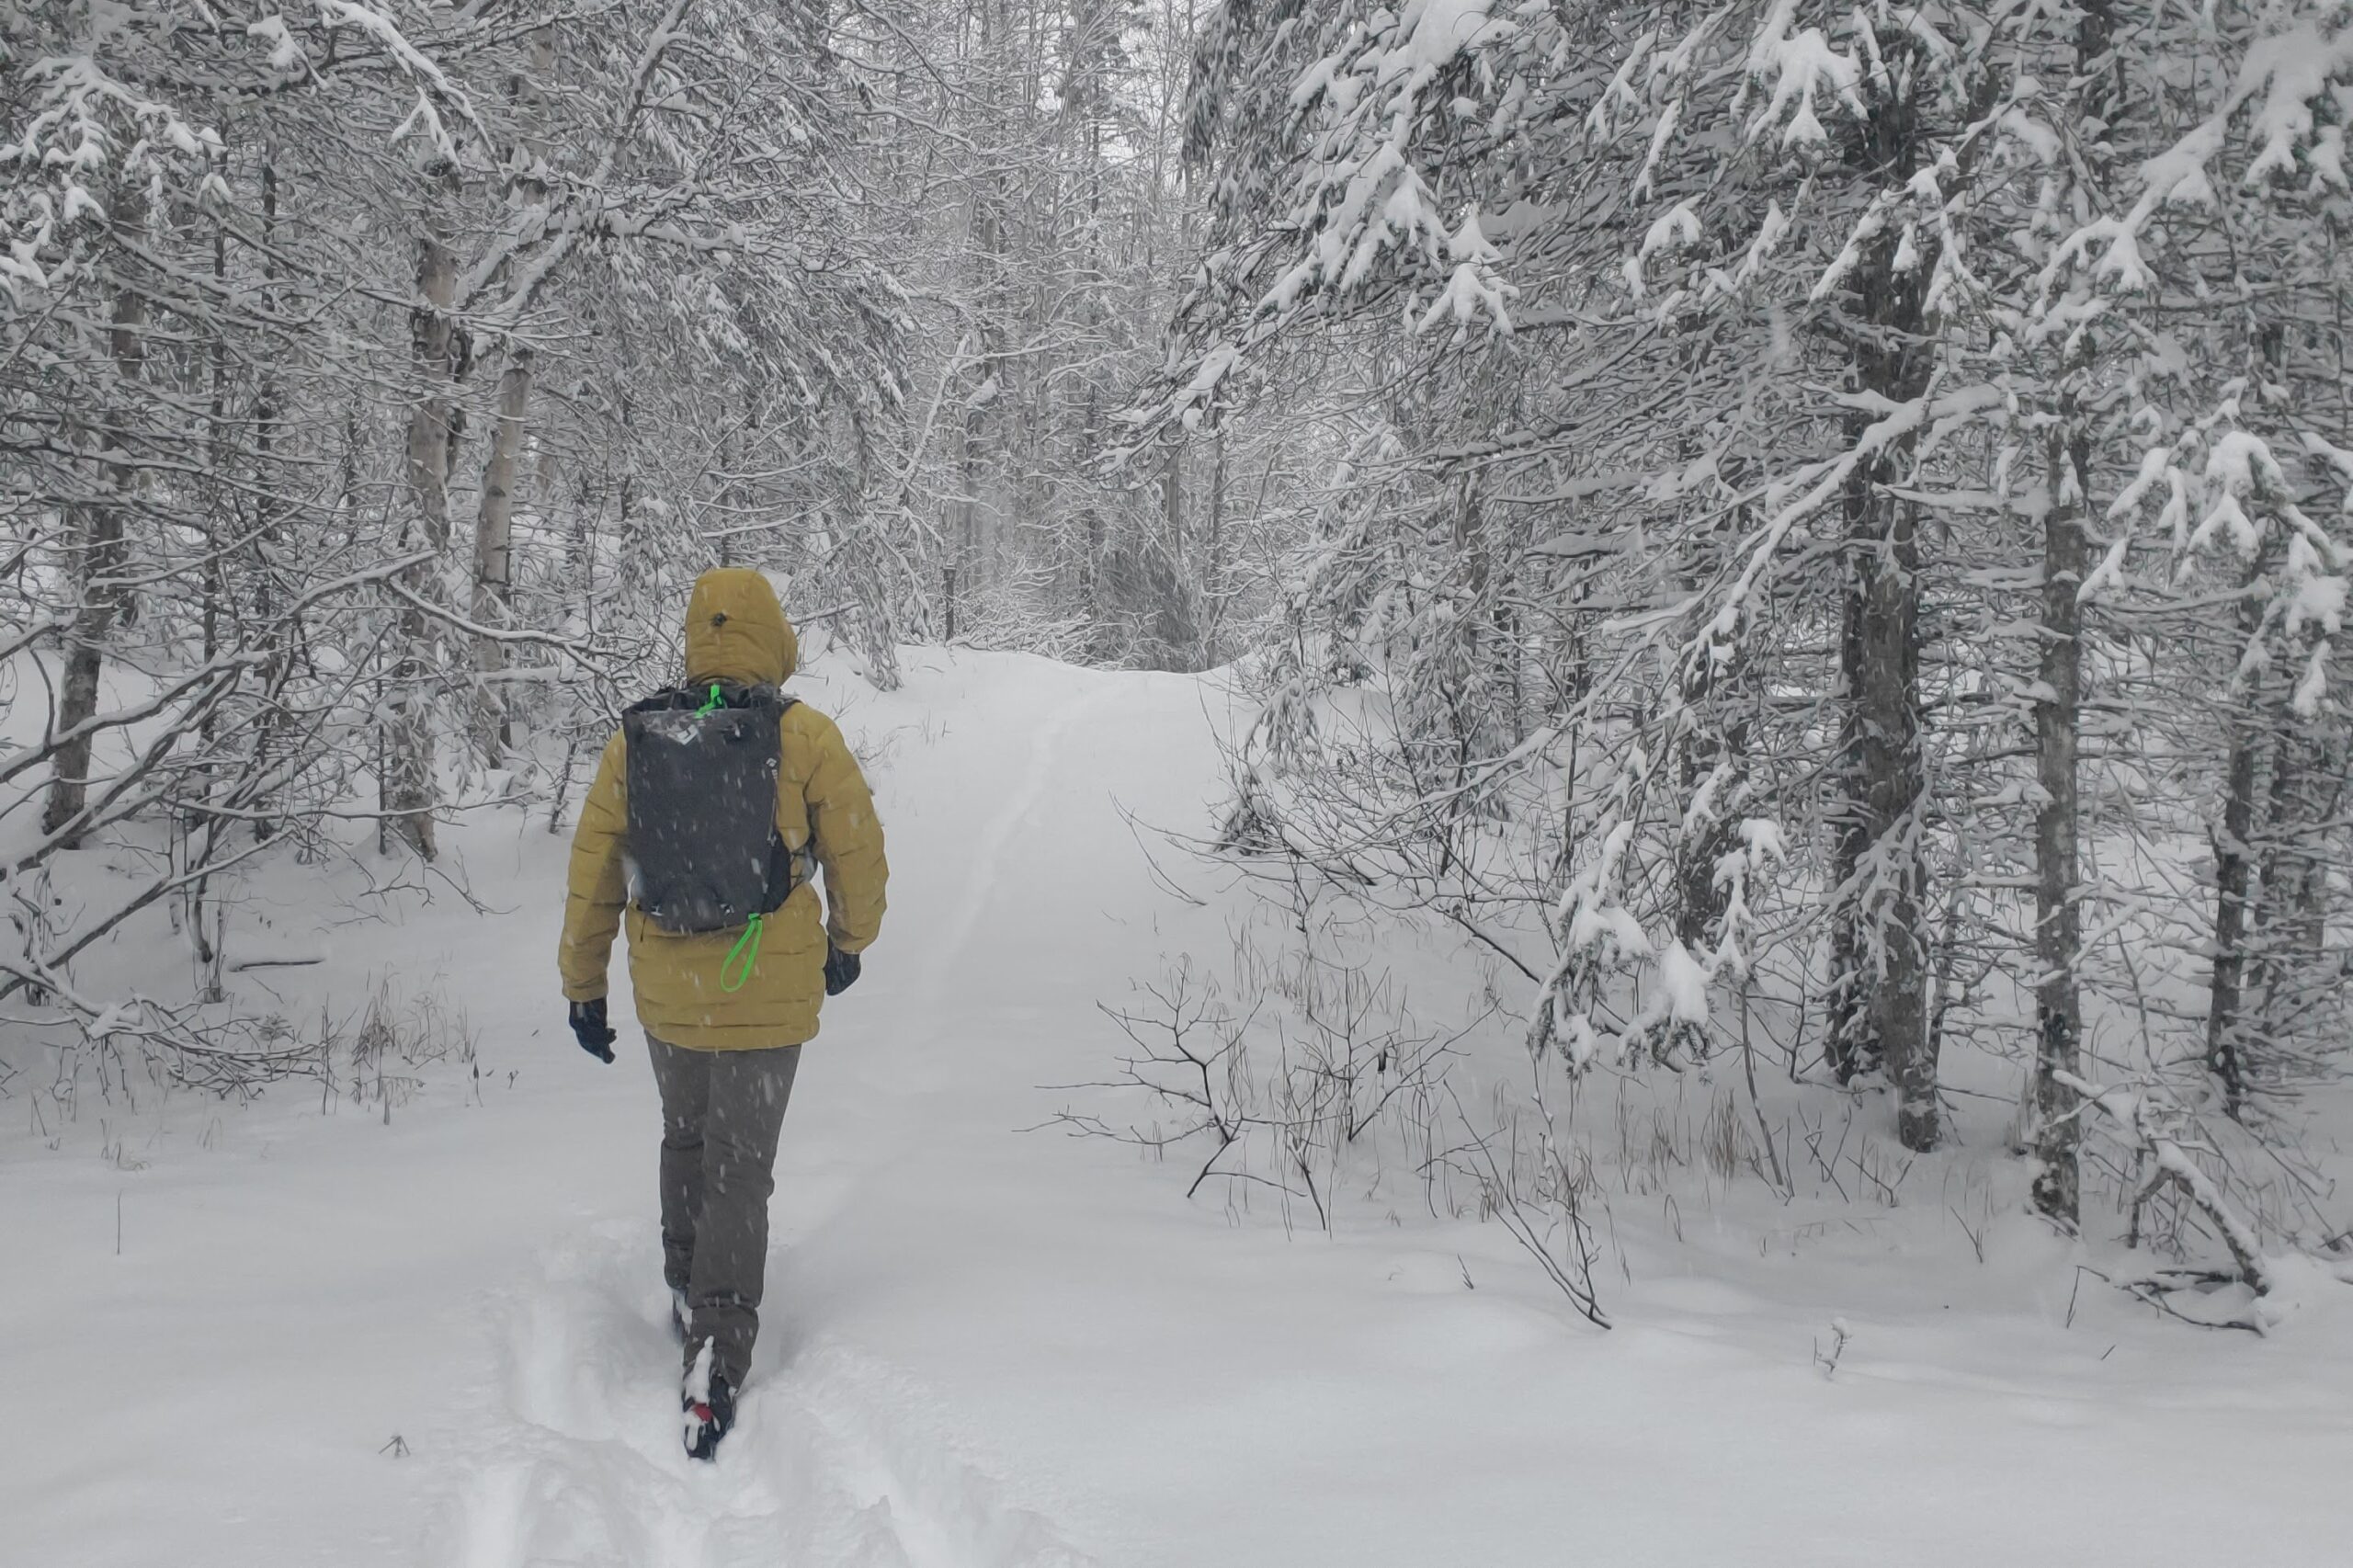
[1264,3,1523,325]
[2058,1072,2353,1332]
[2054,10,2353,293]
[1742,0,1865,150]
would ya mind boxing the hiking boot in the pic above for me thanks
[682,1375,734,1461]
[681,1340,735,1461]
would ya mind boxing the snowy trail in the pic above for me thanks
[434,1233,1096,1568]
[915,680,1115,1010]
[413,652,1157,1567]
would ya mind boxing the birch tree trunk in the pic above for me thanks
[472,28,558,763]
[473,345,531,756]
[386,160,461,859]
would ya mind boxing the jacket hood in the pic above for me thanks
[684,569,798,687]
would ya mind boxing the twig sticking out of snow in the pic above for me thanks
[1813,1318,1852,1379]
[1441,1083,1609,1330]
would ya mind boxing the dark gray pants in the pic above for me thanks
[647,1036,802,1386]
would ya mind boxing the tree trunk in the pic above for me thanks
[1826,585,1872,1084]
[468,28,555,764]
[43,189,149,846]
[953,358,978,640]
[386,160,461,859]
[2029,0,2115,1226]
[1674,498,1750,956]
[1855,481,1934,1150]
[1824,42,1937,1149]
[404,171,460,558]
[1204,426,1228,665]
[472,343,533,756]
[1825,471,1933,1138]
[2206,607,2262,1119]
[1156,440,1199,667]
[2030,422,2089,1223]
[202,181,227,736]
[2246,705,2344,1085]
[247,153,288,839]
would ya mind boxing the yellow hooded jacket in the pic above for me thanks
[557,569,888,1050]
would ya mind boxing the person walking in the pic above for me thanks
[557,568,888,1460]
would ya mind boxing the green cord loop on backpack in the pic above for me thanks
[694,682,724,716]
[719,913,763,993]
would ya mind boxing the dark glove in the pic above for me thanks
[824,946,861,997]
[569,998,617,1063]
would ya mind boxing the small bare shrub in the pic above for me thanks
[1051,935,1480,1237]
[341,979,478,1119]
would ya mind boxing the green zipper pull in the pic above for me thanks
[694,682,724,716]
[720,913,764,993]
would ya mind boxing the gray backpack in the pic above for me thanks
[622,682,805,935]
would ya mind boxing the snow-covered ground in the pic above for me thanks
[5,647,2350,1567]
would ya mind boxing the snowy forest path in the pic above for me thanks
[913,677,1120,1016]
[411,651,1222,1568]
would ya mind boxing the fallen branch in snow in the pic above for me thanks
[2055,1071,2269,1291]
[2059,1071,2353,1332]
[0,950,325,1095]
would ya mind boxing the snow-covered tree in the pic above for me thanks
[1154,0,2353,1255]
